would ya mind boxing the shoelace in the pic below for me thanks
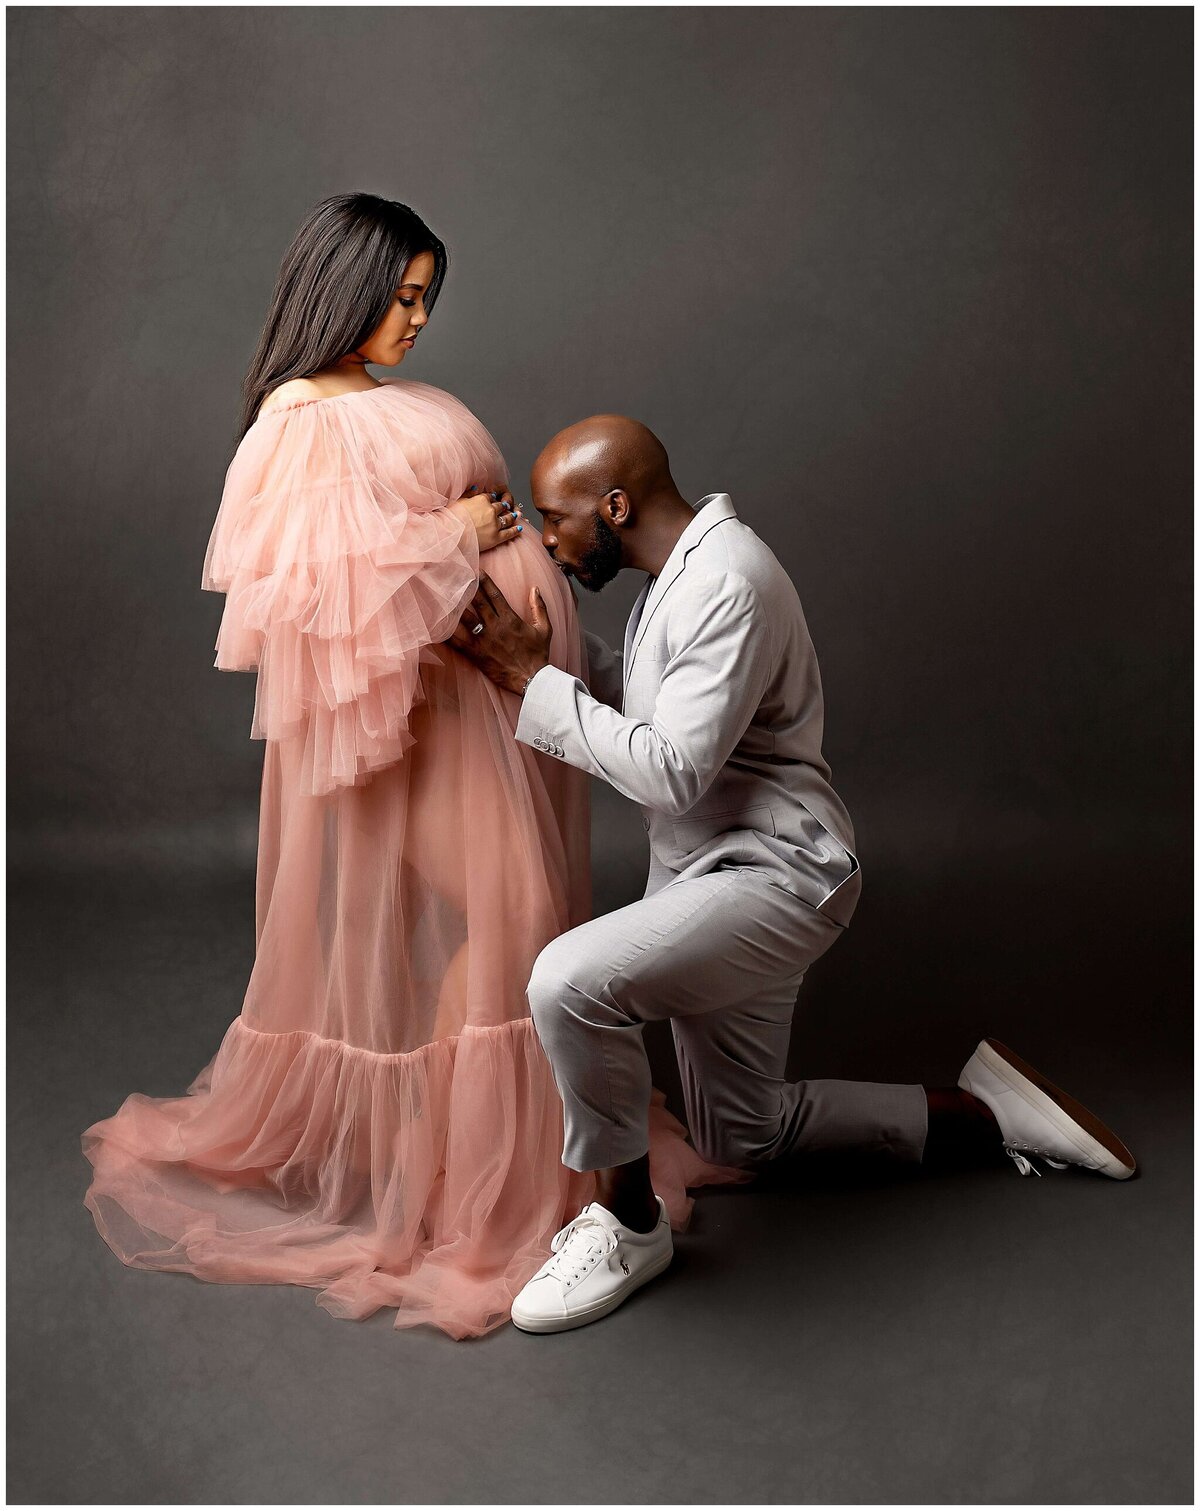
[1004,1143,1071,1177]
[544,1212,619,1286]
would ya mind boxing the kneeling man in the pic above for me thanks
[451,415,1136,1334]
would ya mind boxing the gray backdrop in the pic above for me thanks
[9,6,1189,877]
[8,7,1192,1505]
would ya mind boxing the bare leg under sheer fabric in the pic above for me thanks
[80,382,748,1340]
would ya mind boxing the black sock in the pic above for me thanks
[922,1086,1003,1165]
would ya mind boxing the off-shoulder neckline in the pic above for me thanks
[257,378,406,420]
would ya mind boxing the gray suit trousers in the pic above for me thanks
[525,857,929,1173]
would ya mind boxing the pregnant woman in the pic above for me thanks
[80,193,744,1338]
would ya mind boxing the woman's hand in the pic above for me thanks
[447,486,525,553]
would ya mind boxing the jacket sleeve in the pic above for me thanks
[582,629,624,712]
[515,573,773,815]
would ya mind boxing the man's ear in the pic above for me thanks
[606,488,631,527]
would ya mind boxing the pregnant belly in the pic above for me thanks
[472,531,579,674]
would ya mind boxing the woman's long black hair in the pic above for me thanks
[236,192,448,442]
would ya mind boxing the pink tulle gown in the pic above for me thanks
[80,378,746,1338]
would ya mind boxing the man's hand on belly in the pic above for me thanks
[448,572,553,695]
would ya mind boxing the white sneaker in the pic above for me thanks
[958,1037,1136,1179]
[510,1196,673,1334]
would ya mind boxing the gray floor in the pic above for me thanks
[8,840,1192,1504]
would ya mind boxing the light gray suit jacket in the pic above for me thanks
[515,493,862,927]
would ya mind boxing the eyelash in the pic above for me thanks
[398,297,416,307]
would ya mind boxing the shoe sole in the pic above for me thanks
[510,1250,674,1334]
[964,1037,1136,1179]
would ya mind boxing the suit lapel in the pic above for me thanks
[623,577,652,694]
[624,494,737,684]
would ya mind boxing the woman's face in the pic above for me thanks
[354,249,436,366]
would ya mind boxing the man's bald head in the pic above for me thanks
[528,414,693,593]
[531,414,676,510]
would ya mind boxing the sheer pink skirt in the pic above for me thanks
[81,526,748,1338]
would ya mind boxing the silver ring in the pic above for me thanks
[470,621,484,636]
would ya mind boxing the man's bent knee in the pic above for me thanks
[525,949,566,1045]
[525,939,609,1053]
[526,932,608,1006]
[692,1118,782,1170]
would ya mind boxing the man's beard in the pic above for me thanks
[572,511,623,593]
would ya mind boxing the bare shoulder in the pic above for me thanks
[257,377,325,418]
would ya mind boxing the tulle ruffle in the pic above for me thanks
[82,377,752,1340]
[81,1013,749,1339]
[201,381,505,798]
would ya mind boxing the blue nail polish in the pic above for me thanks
[517,524,523,531]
